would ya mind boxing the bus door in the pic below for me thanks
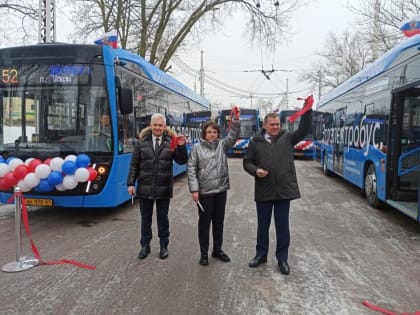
[388,88,420,218]
[333,107,346,175]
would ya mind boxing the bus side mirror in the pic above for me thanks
[118,87,133,114]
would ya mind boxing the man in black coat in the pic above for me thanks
[127,113,187,260]
[243,108,312,275]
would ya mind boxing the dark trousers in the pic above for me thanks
[197,191,227,255]
[139,198,170,248]
[255,200,290,263]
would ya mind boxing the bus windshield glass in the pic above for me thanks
[219,109,258,138]
[0,63,112,158]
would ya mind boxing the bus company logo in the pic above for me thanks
[322,115,385,155]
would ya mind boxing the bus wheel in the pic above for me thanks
[364,164,383,208]
[323,153,331,176]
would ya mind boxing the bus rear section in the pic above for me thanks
[218,108,260,156]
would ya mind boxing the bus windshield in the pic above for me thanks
[0,64,112,159]
[219,109,258,138]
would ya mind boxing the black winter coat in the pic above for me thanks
[243,110,312,201]
[126,127,188,199]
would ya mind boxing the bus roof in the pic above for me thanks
[318,34,420,108]
[104,46,210,109]
[0,43,210,109]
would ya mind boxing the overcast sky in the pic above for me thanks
[56,0,355,111]
[171,0,354,111]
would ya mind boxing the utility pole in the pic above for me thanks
[284,78,289,108]
[371,0,381,60]
[199,50,205,97]
[38,0,56,43]
[318,70,323,101]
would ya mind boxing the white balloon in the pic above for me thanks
[24,158,34,166]
[35,164,51,179]
[74,168,89,182]
[65,154,77,162]
[8,158,24,171]
[50,157,64,172]
[17,180,31,192]
[55,183,66,191]
[62,175,78,190]
[24,173,40,188]
[0,163,9,177]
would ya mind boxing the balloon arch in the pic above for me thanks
[0,154,97,193]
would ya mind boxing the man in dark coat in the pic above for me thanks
[127,113,187,260]
[243,109,312,275]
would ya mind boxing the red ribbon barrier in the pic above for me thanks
[287,95,314,123]
[363,301,420,315]
[8,192,96,270]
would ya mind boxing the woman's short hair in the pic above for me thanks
[201,120,220,139]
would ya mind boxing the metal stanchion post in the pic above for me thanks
[2,187,39,272]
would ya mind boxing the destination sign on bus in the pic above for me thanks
[1,65,91,85]
[224,114,254,121]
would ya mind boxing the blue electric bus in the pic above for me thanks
[279,109,321,158]
[315,35,420,221]
[218,108,260,156]
[0,43,209,208]
[182,110,212,145]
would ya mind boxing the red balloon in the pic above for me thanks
[0,178,8,190]
[14,164,29,181]
[3,172,18,189]
[28,159,42,173]
[44,158,52,165]
[87,167,97,181]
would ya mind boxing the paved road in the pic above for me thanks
[0,159,419,315]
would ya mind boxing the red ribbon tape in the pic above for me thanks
[363,300,420,315]
[288,95,314,123]
[8,192,96,270]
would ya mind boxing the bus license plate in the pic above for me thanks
[25,198,53,207]
[234,150,242,154]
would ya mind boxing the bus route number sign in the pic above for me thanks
[2,68,18,84]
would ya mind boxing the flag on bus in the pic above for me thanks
[94,30,118,48]
[400,15,420,37]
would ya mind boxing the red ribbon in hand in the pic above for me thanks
[170,136,180,151]
[287,95,314,123]
[228,106,240,130]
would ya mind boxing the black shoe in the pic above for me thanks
[212,250,231,262]
[199,254,209,266]
[138,246,151,259]
[279,261,290,275]
[248,255,267,268]
[159,247,168,259]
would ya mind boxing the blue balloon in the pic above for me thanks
[36,179,54,192]
[6,156,17,164]
[62,160,77,175]
[76,154,91,168]
[47,171,63,186]
[0,156,5,163]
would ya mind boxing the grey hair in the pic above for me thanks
[150,113,166,125]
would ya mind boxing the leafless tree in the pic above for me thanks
[349,0,420,54]
[0,1,38,44]
[65,0,305,71]
[300,30,373,99]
